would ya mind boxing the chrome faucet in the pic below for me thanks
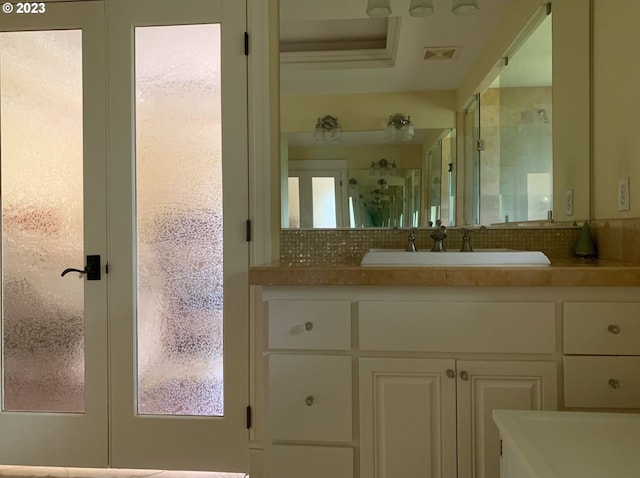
[406,228,418,252]
[430,220,447,252]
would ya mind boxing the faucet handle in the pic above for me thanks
[459,225,487,235]
[406,228,418,252]
[458,226,487,252]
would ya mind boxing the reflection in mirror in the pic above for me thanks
[425,129,456,226]
[468,10,553,225]
[348,167,421,228]
[283,129,449,229]
[279,0,582,228]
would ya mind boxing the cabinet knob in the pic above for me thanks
[305,395,314,406]
[607,324,621,335]
[446,369,456,379]
[304,321,314,331]
[608,378,621,389]
[459,371,469,381]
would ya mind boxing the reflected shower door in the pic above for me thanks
[0,2,108,467]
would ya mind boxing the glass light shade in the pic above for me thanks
[452,0,479,16]
[409,0,434,17]
[404,123,415,140]
[385,122,396,140]
[366,0,391,17]
[330,126,342,142]
[314,124,324,142]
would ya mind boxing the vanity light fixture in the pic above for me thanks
[409,0,434,17]
[369,158,397,176]
[366,0,392,18]
[313,115,342,143]
[385,113,414,141]
[367,0,478,17]
[451,0,479,16]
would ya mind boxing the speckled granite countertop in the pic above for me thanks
[249,259,640,287]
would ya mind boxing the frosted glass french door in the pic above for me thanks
[107,0,249,472]
[0,2,109,467]
[0,0,248,472]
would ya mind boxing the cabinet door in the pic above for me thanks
[456,361,557,478]
[359,358,457,478]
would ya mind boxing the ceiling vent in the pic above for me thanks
[422,46,460,60]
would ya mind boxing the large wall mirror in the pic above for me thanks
[279,0,589,229]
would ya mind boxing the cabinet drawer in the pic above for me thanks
[564,302,640,355]
[564,356,640,408]
[268,300,351,350]
[268,355,352,442]
[269,445,353,478]
[358,301,556,353]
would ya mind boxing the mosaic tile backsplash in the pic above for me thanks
[280,226,583,265]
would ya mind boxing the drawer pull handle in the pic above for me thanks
[304,321,314,331]
[446,369,456,379]
[608,379,621,389]
[305,395,314,406]
[459,371,469,381]
[608,325,621,335]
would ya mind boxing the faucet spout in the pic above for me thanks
[430,220,447,252]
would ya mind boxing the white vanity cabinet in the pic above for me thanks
[359,358,556,478]
[357,300,557,478]
[563,302,640,409]
[261,288,563,478]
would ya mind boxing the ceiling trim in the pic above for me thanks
[280,17,401,70]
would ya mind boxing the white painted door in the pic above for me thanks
[288,170,345,228]
[0,2,109,467]
[359,358,457,478]
[107,0,249,472]
[456,361,557,478]
[0,0,249,472]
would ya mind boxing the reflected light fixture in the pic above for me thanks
[369,158,397,176]
[367,0,478,17]
[314,115,342,142]
[451,0,479,16]
[366,0,392,18]
[385,113,414,141]
[409,0,434,17]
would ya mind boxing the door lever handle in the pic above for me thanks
[61,255,101,280]
[61,267,88,276]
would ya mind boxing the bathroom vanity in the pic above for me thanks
[250,261,640,478]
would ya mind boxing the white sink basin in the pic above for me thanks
[361,249,551,267]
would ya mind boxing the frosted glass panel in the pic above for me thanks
[135,24,223,416]
[1,31,84,412]
[311,177,337,228]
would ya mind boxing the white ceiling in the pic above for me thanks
[279,0,552,96]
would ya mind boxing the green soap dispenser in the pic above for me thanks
[574,221,596,258]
